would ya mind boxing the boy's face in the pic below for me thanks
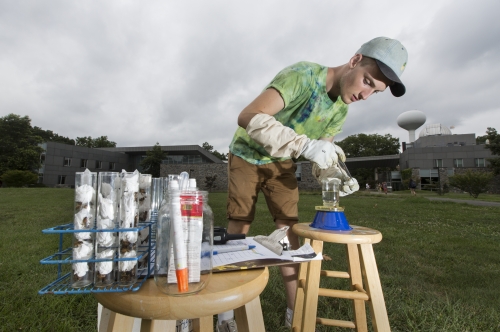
[339,55,393,105]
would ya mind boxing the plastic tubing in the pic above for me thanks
[170,191,188,292]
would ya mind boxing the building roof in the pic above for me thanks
[97,145,225,163]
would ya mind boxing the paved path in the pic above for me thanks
[425,197,500,207]
[367,191,500,207]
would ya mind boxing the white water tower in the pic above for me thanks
[397,110,426,142]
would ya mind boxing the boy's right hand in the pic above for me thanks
[300,140,339,169]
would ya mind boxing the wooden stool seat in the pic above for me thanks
[292,223,390,332]
[95,267,269,332]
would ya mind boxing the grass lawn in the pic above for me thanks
[1,188,499,331]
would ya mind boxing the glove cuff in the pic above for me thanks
[246,113,309,158]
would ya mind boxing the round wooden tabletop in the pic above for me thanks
[94,267,269,320]
[292,223,382,244]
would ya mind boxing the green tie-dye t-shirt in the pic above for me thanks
[229,61,349,165]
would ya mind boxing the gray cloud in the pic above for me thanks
[1,0,498,153]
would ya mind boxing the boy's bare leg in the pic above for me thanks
[276,219,300,311]
[228,219,299,310]
[227,220,251,235]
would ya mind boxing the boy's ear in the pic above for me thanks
[350,54,363,68]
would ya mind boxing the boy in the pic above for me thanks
[218,37,408,331]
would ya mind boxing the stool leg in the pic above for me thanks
[192,316,213,332]
[104,312,138,332]
[347,244,368,332]
[146,319,176,332]
[359,244,391,332]
[300,239,323,332]
[292,238,310,331]
[234,295,265,332]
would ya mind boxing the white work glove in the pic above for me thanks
[246,113,343,169]
[312,162,360,196]
[332,143,346,163]
[301,140,339,169]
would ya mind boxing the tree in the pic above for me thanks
[448,170,494,198]
[202,142,227,160]
[76,136,116,148]
[336,133,400,158]
[349,167,375,189]
[204,174,218,192]
[32,126,75,145]
[0,114,43,175]
[483,127,500,175]
[140,143,167,177]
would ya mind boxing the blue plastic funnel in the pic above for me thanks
[310,210,352,231]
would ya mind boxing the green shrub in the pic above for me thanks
[449,170,494,198]
[0,170,38,187]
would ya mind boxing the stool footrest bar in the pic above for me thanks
[321,270,350,278]
[318,288,370,301]
[316,317,356,328]
[299,278,306,289]
[354,283,367,294]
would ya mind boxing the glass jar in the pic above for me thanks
[155,189,212,296]
[322,178,341,207]
[72,169,97,288]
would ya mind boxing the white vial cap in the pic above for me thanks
[169,180,179,190]
[189,178,197,189]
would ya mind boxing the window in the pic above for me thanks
[95,160,102,169]
[475,158,485,167]
[163,155,203,164]
[109,162,115,170]
[80,159,88,168]
[57,175,66,184]
[454,159,463,167]
[295,163,302,181]
[63,157,71,167]
[434,159,443,167]
[40,153,46,165]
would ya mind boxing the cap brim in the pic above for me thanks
[375,59,406,97]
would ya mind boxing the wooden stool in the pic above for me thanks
[292,224,390,332]
[95,267,268,332]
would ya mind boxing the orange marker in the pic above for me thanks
[175,268,189,292]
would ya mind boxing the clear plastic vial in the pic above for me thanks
[94,172,120,287]
[118,171,140,286]
[138,174,152,271]
[72,169,97,288]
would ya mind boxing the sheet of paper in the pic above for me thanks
[281,242,323,262]
[212,237,293,268]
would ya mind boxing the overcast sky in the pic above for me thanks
[1,0,499,153]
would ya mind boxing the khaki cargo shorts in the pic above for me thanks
[227,153,299,222]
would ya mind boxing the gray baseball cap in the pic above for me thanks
[357,37,408,97]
